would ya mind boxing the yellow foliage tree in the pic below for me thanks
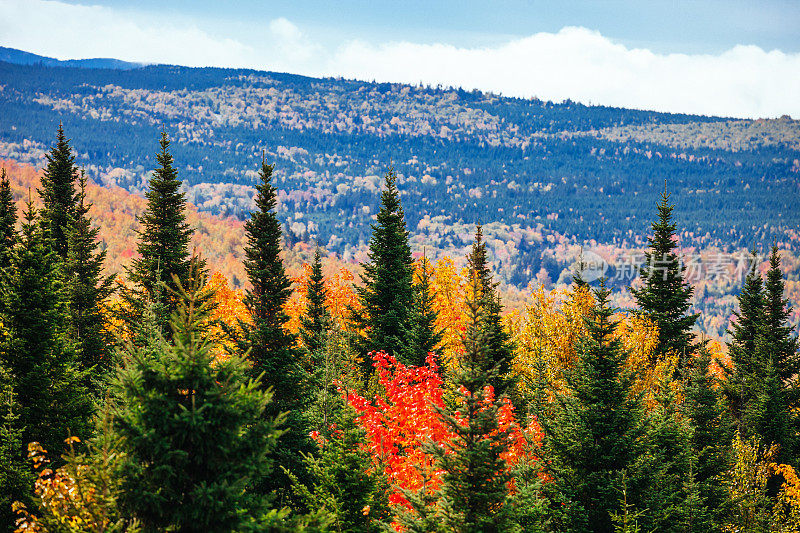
[13,433,139,533]
[722,434,800,532]
[511,284,594,397]
[428,256,469,367]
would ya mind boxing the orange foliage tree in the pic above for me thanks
[346,351,539,509]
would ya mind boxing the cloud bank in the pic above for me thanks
[1,0,798,119]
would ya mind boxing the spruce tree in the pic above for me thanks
[66,171,115,375]
[685,348,732,530]
[631,188,698,372]
[725,248,799,464]
[125,131,197,334]
[0,168,16,271]
[0,365,33,532]
[426,273,515,533]
[756,247,800,463]
[723,251,765,431]
[742,353,796,466]
[238,157,309,497]
[537,283,645,533]
[288,404,391,532]
[0,198,92,462]
[300,247,331,357]
[352,168,415,365]
[760,246,800,384]
[39,123,78,261]
[465,225,514,395]
[636,382,705,533]
[111,270,288,532]
[402,254,443,366]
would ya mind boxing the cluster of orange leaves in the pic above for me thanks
[346,352,541,509]
[284,263,361,335]
[13,438,122,533]
[772,462,800,526]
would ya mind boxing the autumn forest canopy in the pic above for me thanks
[0,123,798,533]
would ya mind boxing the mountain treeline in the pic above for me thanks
[1,126,799,532]
[0,58,798,264]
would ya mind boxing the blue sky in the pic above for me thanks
[2,0,799,118]
[53,0,800,54]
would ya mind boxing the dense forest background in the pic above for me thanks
[0,46,798,341]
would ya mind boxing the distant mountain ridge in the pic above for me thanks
[0,46,798,292]
[0,46,144,70]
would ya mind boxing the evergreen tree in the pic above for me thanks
[631,188,698,371]
[426,273,515,533]
[111,270,288,532]
[760,247,800,384]
[725,248,799,465]
[300,247,331,357]
[537,283,645,533]
[756,247,800,463]
[238,157,309,497]
[66,171,115,375]
[636,382,705,533]
[401,254,443,366]
[742,353,796,466]
[125,131,197,334]
[0,168,17,271]
[288,404,391,532]
[352,168,415,365]
[723,251,765,431]
[0,365,34,532]
[0,198,92,463]
[685,348,732,530]
[39,123,78,261]
[465,225,514,395]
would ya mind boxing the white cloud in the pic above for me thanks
[0,1,798,118]
[0,0,256,67]
[323,27,800,119]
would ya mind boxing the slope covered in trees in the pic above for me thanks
[0,125,799,532]
[0,54,798,268]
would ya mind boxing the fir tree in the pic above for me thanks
[66,171,115,375]
[723,251,765,431]
[742,353,796,467]
[288,404,391,532]
[426,273,515,533]
[636,382,705,533]
[401,254,443,366]
[756,247,800,463]
[39,123,78,261]
[725,248,799,464]
[0,198,92,462]
[631,187,698,372]
[125,131,197,334]
[238,157,309,497]
[111,269,288,532]
[465,225,514,395]
[760,246,800,384]
[300,247,331,358]
[537,282,645,533]
[352,168,415,365]
[685,347,732,530]
[0,365,34,532]
[0,168,17,271]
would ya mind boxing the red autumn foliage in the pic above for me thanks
[346,351,541,508]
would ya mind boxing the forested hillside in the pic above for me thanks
[1,128,799,532]
[1,52,798,272]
